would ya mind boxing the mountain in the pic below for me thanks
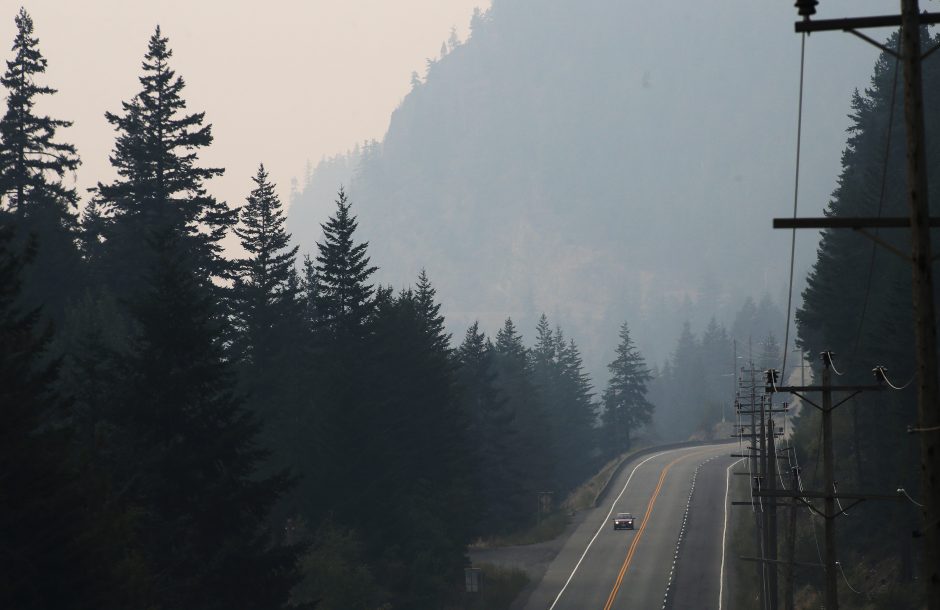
[287,0,887,374]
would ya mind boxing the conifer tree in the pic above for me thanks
[106,229,299,610]
[0,8,82,318]
[700,317,732,409]
[0,226,121,609]
[657,321,703,440]
[492,317,556,501]
[303,190,377,520]
[314,187,377,338]
[94,26,231,297]
[529,315,598,491]
[232,164,299,365]
[602,322,653,453]
[230,164,303,499]
[362,282,470,605]
[554,333,598,486]
[457,321,525,534]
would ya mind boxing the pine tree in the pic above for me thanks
[758,331,780,372]
[106,228,300,610]
[457,321,525,534]
[492,317,556,501]
[0,226,121,609]
[554,333,598,487]
[302,190,377,520]
[701,317,732,410]
[230,164,304,506]
[94,26,231,297]
[602,322,653,453]
[0,8,82,319]
[529,315,598,491]
[361,281,470,606]
[314,187,377,338]
[232,164,299,365]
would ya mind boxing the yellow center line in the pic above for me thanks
[602,451,704,610]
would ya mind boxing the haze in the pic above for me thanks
[2,0,489,211]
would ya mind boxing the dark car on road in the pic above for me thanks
[613,512,635,530]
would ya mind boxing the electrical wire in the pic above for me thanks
[782,31,807,375]
[898,487,924,507]
[836,561,865,595]
[834,481,849,516]
[828,353,845,376]
[879,367,915,391]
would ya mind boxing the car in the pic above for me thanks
[613,512,635,530]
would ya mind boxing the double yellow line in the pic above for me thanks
[602,452,698,610]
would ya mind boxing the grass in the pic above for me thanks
[469,511,569,549]
[562,444,653,513]
[461,562,529,610]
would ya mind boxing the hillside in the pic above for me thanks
[286,0,880,373]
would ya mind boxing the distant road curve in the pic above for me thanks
[521,442,738,610]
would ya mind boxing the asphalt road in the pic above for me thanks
[522,442,739,610]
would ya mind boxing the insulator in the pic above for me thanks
[795,0,818,19]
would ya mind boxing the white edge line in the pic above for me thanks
[547,450,666,610]
[719,458,745,610]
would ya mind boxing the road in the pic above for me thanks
[521,442,739,610]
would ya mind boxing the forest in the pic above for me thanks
[9,1,923,607]
[0,10,666,609]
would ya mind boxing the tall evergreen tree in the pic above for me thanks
[232,163,299,365]
[656,321,704,440]
[314,187,377,337]
[230,164,304,511]
[303,190,377,520]
[457,321,525,534]
[601,322,653,454]
[492,318,555,501]
[529,315,598,491]
[700,316,733,418]
[0,226,125,609]
[0,8,82,319]
[93,26,231,297]
[106,229,300,610]
[553,333,598,486]
[361,282,470,607]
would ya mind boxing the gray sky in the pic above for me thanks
[3,0,489,214]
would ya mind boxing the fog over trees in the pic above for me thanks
[287,0,887,379]
[2,1,932,608]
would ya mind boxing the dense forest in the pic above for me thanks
[0,10,669,609]
[789,31,940,609]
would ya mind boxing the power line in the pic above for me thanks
[781,32,807,376]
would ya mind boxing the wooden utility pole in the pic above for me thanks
[820,356,838,610]
[784,456,798,610]
[780,3,940,604]
[758,359,892,610]
[900,1,940,604]
[767,415,779,610]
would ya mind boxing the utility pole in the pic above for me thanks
[784,450,798,610]
[731,362,789,609]
[821,355,838,609]
[754,355,894,610]
[899,1,940,603]
[779,3,940,604]
[767,415,779,610]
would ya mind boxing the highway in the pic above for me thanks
[521,442,739,610]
